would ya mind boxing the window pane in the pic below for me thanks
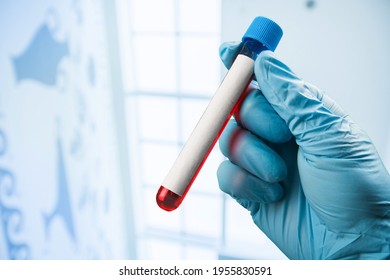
[133,35,177,92]
[180,98,209,140]
[142,188,181,231]
[139,237,183,259]
[131,0,175,32]
[141,142,179,186]
[179,0,221,33]
[221,199,288,259]
[224,199,261,244]
[184,245,218,259]
[124,0,224,261]
[138,96,179,141]
[183,193,222,237]
[179,36,220,94]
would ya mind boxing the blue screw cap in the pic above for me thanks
[242,16,283,52]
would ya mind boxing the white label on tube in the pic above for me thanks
[162,54,254,195]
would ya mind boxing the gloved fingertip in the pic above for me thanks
[264,157,287,183]
[256,49,274,68]
[219,41,242,69]
[217,163,258,213]
[218,120,239,158]
[237,89,293,143]
[218,41,241,54]
[266,184,284,203]
[255,50,295,85]
[216,160,234,194]
[217,160,284,204]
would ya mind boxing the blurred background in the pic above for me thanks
[0,0,389,259]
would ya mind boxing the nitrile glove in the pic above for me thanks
[217,42,390,259]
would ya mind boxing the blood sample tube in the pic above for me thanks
[156,16,283,211]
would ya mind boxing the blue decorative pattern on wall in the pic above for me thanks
[0,1,129,259]
[13,24,69,86]
[0,129,30,259]
[43,137,76,242]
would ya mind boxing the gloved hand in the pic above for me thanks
[217,41,390,259]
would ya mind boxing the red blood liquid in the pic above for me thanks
[156,186,183,212]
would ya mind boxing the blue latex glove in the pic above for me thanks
[217,42,390,259]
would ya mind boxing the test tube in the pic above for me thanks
[156,16,283,211]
